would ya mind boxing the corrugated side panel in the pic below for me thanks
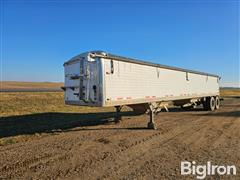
[104,58,219,106]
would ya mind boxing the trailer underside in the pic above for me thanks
[112,95,221,130]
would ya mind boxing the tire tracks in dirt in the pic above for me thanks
[118,108,240,179]
[0,113,183,178]
[64,115,209,179]
[97,119,210,179]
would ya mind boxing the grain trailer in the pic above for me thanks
[62,51,220,129]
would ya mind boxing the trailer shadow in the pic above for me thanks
[169,107,205,112]
[52,126,151,134]
[0,111,141,138]
[169,107,240,117]
[194,111,240,117]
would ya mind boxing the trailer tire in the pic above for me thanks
[215,96,220,110]
[208,97,216,111]
[204,97,215,111]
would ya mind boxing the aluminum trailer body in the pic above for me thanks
[63,51,220,129]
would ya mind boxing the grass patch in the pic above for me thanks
[0,81,63,91]
[0,92,116,146]
[220,88,240,97]
[0,138,16,146]
[0,92,112,117]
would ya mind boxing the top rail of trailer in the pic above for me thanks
[64,51,219,78]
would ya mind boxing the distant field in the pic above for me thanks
[220,88,240,97]
[0,81,63,92]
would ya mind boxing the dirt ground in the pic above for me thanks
[0,97,239,179]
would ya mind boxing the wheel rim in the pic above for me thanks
[210,97,215,110]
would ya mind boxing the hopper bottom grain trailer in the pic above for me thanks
[62,51,220,129]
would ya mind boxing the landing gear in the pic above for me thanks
[115,103,158,129]
[147,103,157,130]
[114,106,122,123]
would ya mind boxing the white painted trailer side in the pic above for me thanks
[103,58,219,106]
[63,51,220,129]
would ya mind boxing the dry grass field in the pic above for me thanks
[0,92,115,145]
[220,88,240,97]
[0,85,239,179]
[0,81,63,92]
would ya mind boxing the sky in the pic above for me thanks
[1,0,239,87]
